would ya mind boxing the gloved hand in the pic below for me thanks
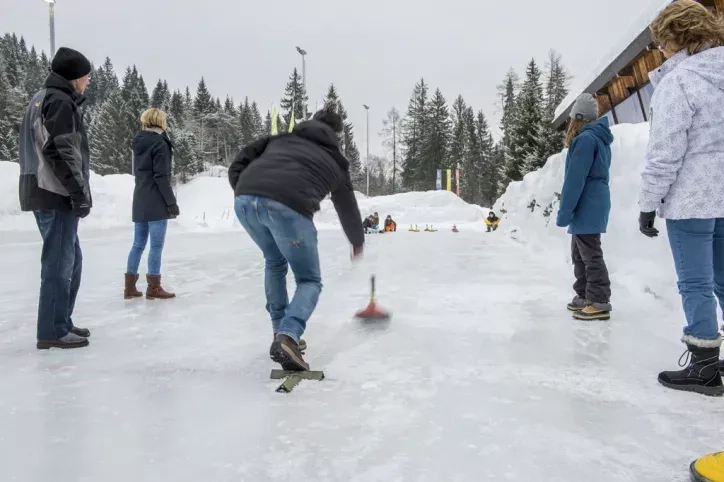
[639,211,659,238]
[71,196,91,219]
[351,244,364,261]
[168,203,180,217]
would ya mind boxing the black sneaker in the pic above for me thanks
[37,333,89,350]
[70,326,91,337]
[658,345,724,396]
[270,335,309,371]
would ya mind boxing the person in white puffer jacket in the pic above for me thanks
[639,0,724,396]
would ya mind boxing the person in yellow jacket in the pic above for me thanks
[485,211,500,232]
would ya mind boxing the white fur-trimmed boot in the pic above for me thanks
[658,335,724,397]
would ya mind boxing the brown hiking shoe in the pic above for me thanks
[146,274,176,300]
[124,273,143,299]
[573,305,610,321]
[274,334,307,352]
[270,335,309,371]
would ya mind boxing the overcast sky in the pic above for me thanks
[1,0,656,158]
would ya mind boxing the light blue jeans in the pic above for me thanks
[666,218,724,340]
[126,220,168,276]
[234,195,322,343]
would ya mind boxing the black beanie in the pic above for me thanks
[51,47,92,81]
[313,102,344,133]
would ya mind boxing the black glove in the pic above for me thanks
[71,197,91,219]
[639,211,659,238]
[168,203,180,218]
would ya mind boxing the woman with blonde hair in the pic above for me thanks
[124,108,178,300]
[556,93,614,321]
[639,0,724,395]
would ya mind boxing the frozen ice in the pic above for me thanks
[2,124,724,481]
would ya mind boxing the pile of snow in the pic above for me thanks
[0,162,487,233]
[494,123,678,302]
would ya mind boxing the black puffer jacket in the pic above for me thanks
[131,129,177,223]
[229,120,364,247]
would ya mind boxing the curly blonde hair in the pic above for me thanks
[650,0,724,56]
[140,108,167,131]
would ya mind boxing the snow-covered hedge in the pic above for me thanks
[494,123,678,302]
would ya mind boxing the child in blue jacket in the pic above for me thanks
[556,93,614,321]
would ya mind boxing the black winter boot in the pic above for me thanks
[270,335,309,371]
[658,344,724,397]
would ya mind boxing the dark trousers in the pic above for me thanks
[571,234,611,304]
[33,210,82,340]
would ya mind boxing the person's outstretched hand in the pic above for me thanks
[639,211,659,238]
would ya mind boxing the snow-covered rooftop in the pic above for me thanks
[554,0,672,121]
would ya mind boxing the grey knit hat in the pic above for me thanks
[569,93,598,122]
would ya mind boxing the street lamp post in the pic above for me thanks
[43,0,56,58]
[295,46,307,94]
[363,104,370,196]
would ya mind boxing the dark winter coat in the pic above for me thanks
[556,117,613,235]
[131,128,177,223]
[18,72,92,212]
[229,120,364,247]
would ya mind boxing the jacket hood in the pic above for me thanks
[293,120,340,148]
[650,47,724,91]
[44,72,86,106]
[582,117,614,146]
[132,129,170,155]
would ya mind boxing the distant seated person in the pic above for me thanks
[384,215,397,232]
[372,212,380,228]
[485,211,500,232]
[362,215,378,234]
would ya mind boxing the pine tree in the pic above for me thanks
[88,89,132,174]
[23,46,47,98]
[449,95,468,193]
[324,84,362,184]
[476,111,497,206]
[498,68,519,187]
[508,59,543,181]
[170,90,185,122]
[0,70,29,162]
[239,97,255,146]
[193,77,214,118]
[400,79,428,190]
[263,110,272,135]
[380,107,403,193]
[151,79,170,109]
[280,68,308,130]
[250,101,264,139]
[419,88,451,190]
[538,50,570,165]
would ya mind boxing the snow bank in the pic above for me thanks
[0,161,487,233]
[494,123,678,301]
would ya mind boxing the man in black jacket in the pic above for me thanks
[229,104,364,371]
[18,47,93,350]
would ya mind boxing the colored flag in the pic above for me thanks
[435,170,442,190]
[446,169,452,191]
[271,106,278,135]
[288,112,295,133]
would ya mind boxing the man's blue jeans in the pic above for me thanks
[126,220,168,276]
[234,195,322,343]
[34,209,82,340]
[666,218,724,340]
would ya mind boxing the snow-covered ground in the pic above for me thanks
[2,124,724,481]
[1,223,722,482]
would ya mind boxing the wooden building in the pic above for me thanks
[552,0,724,130]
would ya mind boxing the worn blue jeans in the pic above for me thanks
[34,210,82,340]
[126,220,168,276]
[666,218,724,340]
[234,195,322,343]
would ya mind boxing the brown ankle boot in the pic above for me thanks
[124,273,143,299]
[146,274,176,300]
